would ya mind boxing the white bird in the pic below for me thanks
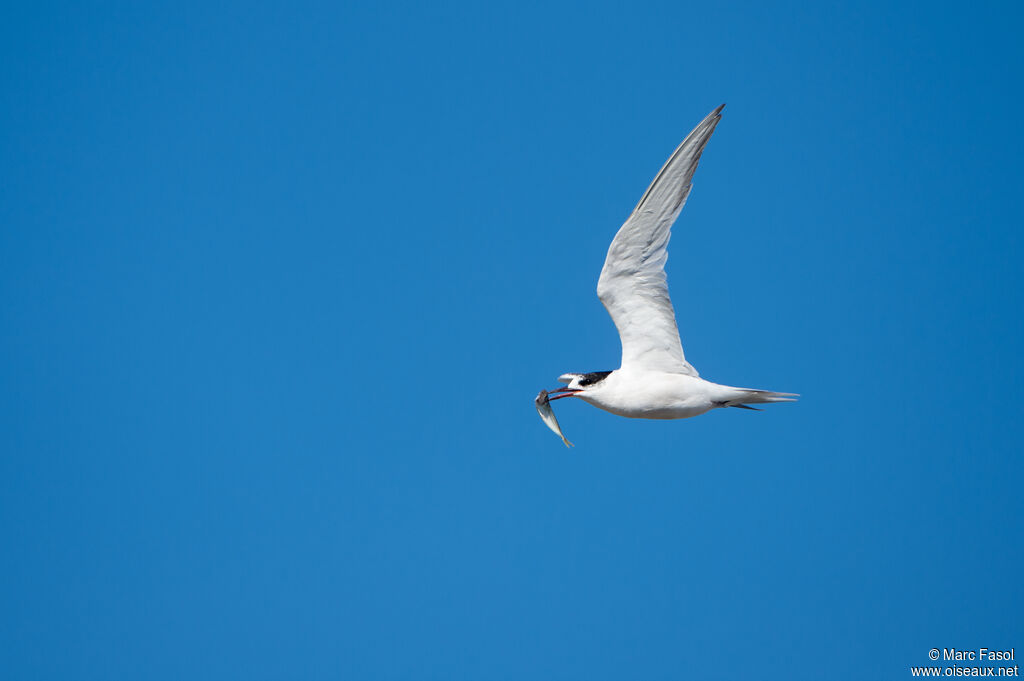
[538,105,796,443]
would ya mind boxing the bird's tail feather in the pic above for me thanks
[741,389,798,403]
[723,389,798,410]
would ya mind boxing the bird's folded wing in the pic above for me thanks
[596,105,724,375]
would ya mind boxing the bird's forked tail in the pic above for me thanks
[718,388,799,411]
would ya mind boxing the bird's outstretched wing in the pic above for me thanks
[596,104,724,375]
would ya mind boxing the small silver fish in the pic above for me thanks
[535,389,573,447]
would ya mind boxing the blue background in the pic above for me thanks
[2,1,1021,679]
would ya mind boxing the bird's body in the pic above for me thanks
[575,370,720,420]
[561,369,794,420]
[537,105,796,444]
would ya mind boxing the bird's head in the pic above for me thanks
[548,371,613,400]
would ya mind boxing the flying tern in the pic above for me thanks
[537,105,796,445]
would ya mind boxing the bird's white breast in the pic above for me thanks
[577,371,722,420]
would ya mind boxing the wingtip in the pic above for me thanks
[701,104,725,127]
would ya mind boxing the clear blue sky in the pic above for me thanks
[2,1,1022,679]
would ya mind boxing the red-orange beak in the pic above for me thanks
[547,387,582,401]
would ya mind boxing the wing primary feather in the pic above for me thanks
[631,103,724,216]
